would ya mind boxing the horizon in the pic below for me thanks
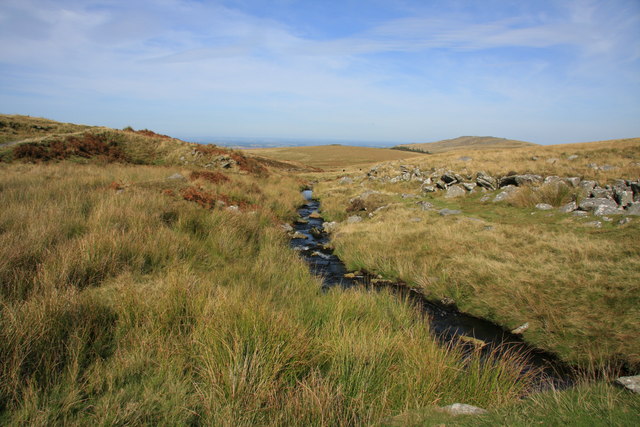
[1,1,639,145]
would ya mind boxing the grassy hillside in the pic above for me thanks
[394,136,536,154]
[0,114,93,145]
[1,116,638,425]
[247,144,427,170]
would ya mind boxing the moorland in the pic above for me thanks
[0,114,638,425]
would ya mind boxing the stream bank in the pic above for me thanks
[291,191,575,390]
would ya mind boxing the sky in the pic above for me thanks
[0,0,639,145]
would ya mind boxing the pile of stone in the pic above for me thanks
[365,165,640,217]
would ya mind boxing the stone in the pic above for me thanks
[462,182,477,192]
[476,171,497,190]
[438,209,461,216]
[578,198,618,212]
[567,154,579,160]
[309,212,322,219]
[544,176,561,184]
[593,205,621,216]
[630,182,640,197]
[615,189,634,207]
[422,185,437,193]
[499,174,542,187]
[291,231,307,239]
[167,173,185,180]
[559,201,577,213]
[311,251,331,260]
[625,203,640,216]
[579,180,598,192]
[600,164,616,171]
[347,215,362,224]
[618,217,632,225]
[563,177,581,187]
[280,223,294,232]
[480,195,492,202]
[445,185,466,198]
[615,375,640,393]
[591,187,613,199]
[401,193,416,199]
[339,177,353,184]
[511,322,529,334]
[583,221,602,228]
[436,180,448,190]
[458,156,472,162]
[441,171,458,184]
[535,203,553,210]
[572,210,588,217]
[493,186,517,202]
[440,403,488,416]
[417,201,434,211]
[322,221,337,232]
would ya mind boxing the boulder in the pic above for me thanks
[476,171,497,190]
[462,182,477,192]
[535,203,553,210]
[322,221,337,232]
[559,201,577,213]
[563,177,581,187]
[615,375,640,393]
[567,154,579,160]
[544,176,561,184]
[615,189,634,207]
[417,201,434,211]
[583,221,602,228]
[591,187,613,199]
[625,203,640,216]
[441,171,458,184]
[438,209,461,216]
[291,231,307,239]
[493,186,517,202]
[280,223,294,232]
[440,403,488,416]
[347,215,362,224]
[499,174,542,187]
[593,205,622,216]
[445,185,466,199]
[436,180,448,190]
[579,180,598,192]
[422,185,437,193]
[579,198,618,212]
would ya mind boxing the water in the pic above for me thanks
[291,192,574,390]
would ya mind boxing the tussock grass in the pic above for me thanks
[316,177,640,369]
[1,161,542,425]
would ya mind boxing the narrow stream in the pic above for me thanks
[292,190,574,390]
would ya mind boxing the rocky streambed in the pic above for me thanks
[291,190,574,390]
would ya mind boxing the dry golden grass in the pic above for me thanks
[395,135,536,153]
[246,144,427,170]
[315,166,640,368]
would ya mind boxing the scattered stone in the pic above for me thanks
[563,177,581,187]
[401,193,416,199]
[591,187,613,199]
[439,403,488,416]
[572,210,588,217]
[476,171,497,190]
[559,201,577,213]
[417,201,434,211]
[601,216,613,222]
[226,205,239,212]
[615,189,634,207]
[436,180,448,190]
[347,215,362,224]
[618,217,632,225]
[339,177,353,185]
[583,221,602,228]
[458,156,473,162]
[309,227,323,237]
[291,231,307,239]
[531,156,539,161]
[441,171,458,184]
[579,198,618,212]
[625,203,640,216]
[167,173,185,180]
[311,251,331,260]
[445,185,466,198]
[615,375,640,393]
[480,195,492,202]
[322,221,337,233]
[422,185,437,193]
[535,203,553,210]
[593,205,621,216]
[579,180,598,192]
[600,164,616,171]
[280,223,294,232]
[567,154,579,160]
[295,218,309,224]
[511,322,529,334]
[309,211,322,219]
[440,296,455,306]
[501,174,542,187]
[544,176,561,184]
[493,186,517,202]
[462,182,477,192]
[439,209,461,216]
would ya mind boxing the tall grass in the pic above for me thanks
[1,162,539,425]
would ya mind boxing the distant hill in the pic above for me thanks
[393,136,537,154]
[246,144,427,170]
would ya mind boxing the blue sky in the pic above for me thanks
[0,0,639,145]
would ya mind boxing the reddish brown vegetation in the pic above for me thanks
[189,171,230,184]
[124,128,172,139]
[194,145,268,175]
[13,133,127,162]
[181,186,256,211]
[108,181,126,191]
[162,189,175,197]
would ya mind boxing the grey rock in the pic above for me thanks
[441,171,458,184]
[436,180,448,190]
[401,193,417,199]
[593,205,622,216]
[462,182,477,192]
[579,180,598,192]
[422,185,437,193]
[480,195,492,202]
[167,173,185,180]
[445,185,466,198]
[322,221,337,233]
[625,203,640,216]
[439,209,462,216]
[563,177,581,187]
[499,174,542,187]
[572,210,588,217]
[531,156,539,161]
[511,322,529,334]
[291,231,307,239]
[579,198,618,212]
[630,182,640,197]
[535,203,553,210]
[544,176,561,184]
[567,154,579,160]
[583,221,602,228]
[476,171,497,190]
[440,403,488,416]
[280,223,294,232]
[615,375,640,393]
[618,217,632,225]
[558,201,577,213]
[591,187,613,199]
[417,201,434,211]
[600,164,616,171]
[458,156,473,162]
[226,205,239,212]
[493,186,517,202]
[587,163,599,169]
[347,215,362,224]
[615,189,634,207]
[339,177,353,185]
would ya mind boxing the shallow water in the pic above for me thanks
[291,193,574,390]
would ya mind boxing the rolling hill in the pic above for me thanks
[393,136,537,154]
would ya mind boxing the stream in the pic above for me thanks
[292,190,574,390]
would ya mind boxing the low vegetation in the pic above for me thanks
[393,135,536,154]
[1,117,638,425]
